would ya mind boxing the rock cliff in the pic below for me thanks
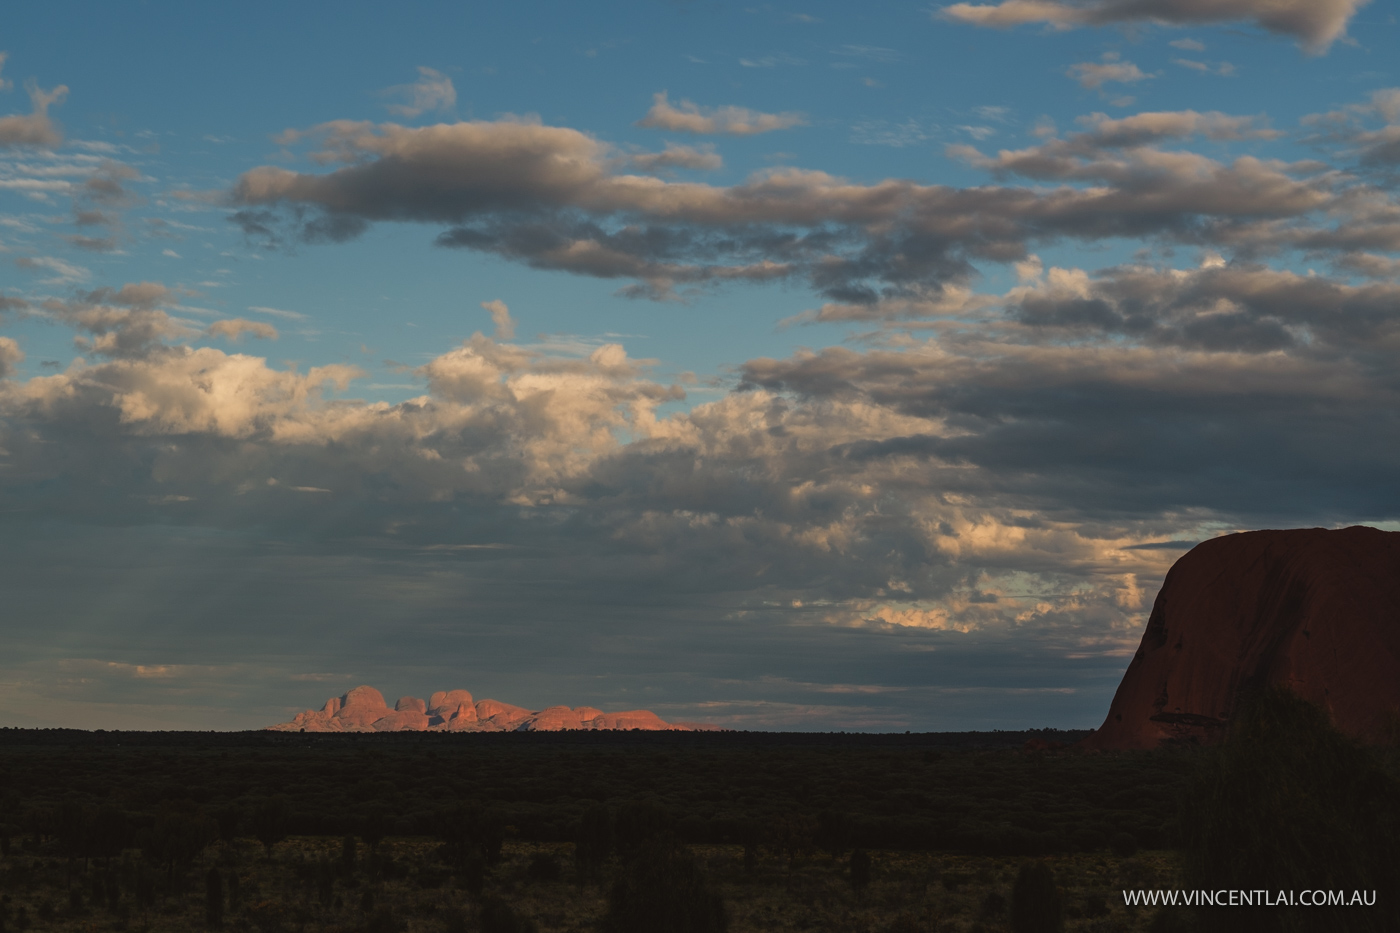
[268,686,711,732]
[1083,526,1400,749]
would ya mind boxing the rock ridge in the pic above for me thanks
[267,685,714,733]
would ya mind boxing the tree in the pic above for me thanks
[1010,860,1063,933]
[848,849,871,896]
[575,803,612,882]
[142,806,217,883]
[249,797,289,859]
[205,867,223,928]
[360,807,388,856]
[1180,686,1400,933]
[604,840,728,933]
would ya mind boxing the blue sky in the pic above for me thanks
[1,0,1398,729]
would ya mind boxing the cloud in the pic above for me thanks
[16,255,89,284]
[1066,58,1153,91]
[0,337,22,378]
[0,79,68,148]
[380,67,457,118]
[939,0,1370,53]
[248,305,308,320]
[208,318,279,341]
[1302,87,1400,167]
[1169,38,1206,51]
[636,92,806,136]
[1172,58,1236,76]
[628,142,723,172]
[7,247,1400,727]
[481,299,515,339]
[224,107,1388,305]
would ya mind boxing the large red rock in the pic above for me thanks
[268,686,711,732]
[1083,526,1400,749]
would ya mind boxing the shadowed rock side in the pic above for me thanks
[1083,526,1400,750]
[267,685,714,732]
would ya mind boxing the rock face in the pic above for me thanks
[268,687,712,733]
[1083,526,1400,750]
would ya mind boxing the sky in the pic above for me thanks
[1,0,1398,731]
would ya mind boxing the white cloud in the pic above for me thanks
[636,92,806,136]
[481,299,515,339]
[939,0,1369,53]
[380,67,456,119]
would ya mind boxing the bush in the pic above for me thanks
[1010,860,1063,933]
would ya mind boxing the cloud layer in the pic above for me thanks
[940,0,1369,53]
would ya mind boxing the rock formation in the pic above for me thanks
[268,686,712,732]
[1083,526,1400,750]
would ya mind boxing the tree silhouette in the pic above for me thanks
[1180,686,1400,933]
[1010,860,1063,933]
[604,840,728,933]
[249,797,289,859]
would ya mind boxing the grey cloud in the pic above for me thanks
[208,318,278,341]
[1066,59,1153,91]
[0,79,67,148]
[7,259,1400,725]
[939,0,1369,53]
[227,113,1385,304]
[1303,88,1400,168]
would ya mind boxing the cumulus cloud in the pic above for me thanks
[0,79,68,148]
[636,92,806,136]
[939,0,1369,53]
[380,67,457,118]
[0,336,23,378]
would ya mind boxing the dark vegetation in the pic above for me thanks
[0,711,1391,931]
[0,728,1182,859]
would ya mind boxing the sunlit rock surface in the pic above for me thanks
[269,686,713,732]
[1083,526,1400,749]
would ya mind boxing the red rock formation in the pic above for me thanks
[1083,526,1400,750]
[268,687,711,732]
